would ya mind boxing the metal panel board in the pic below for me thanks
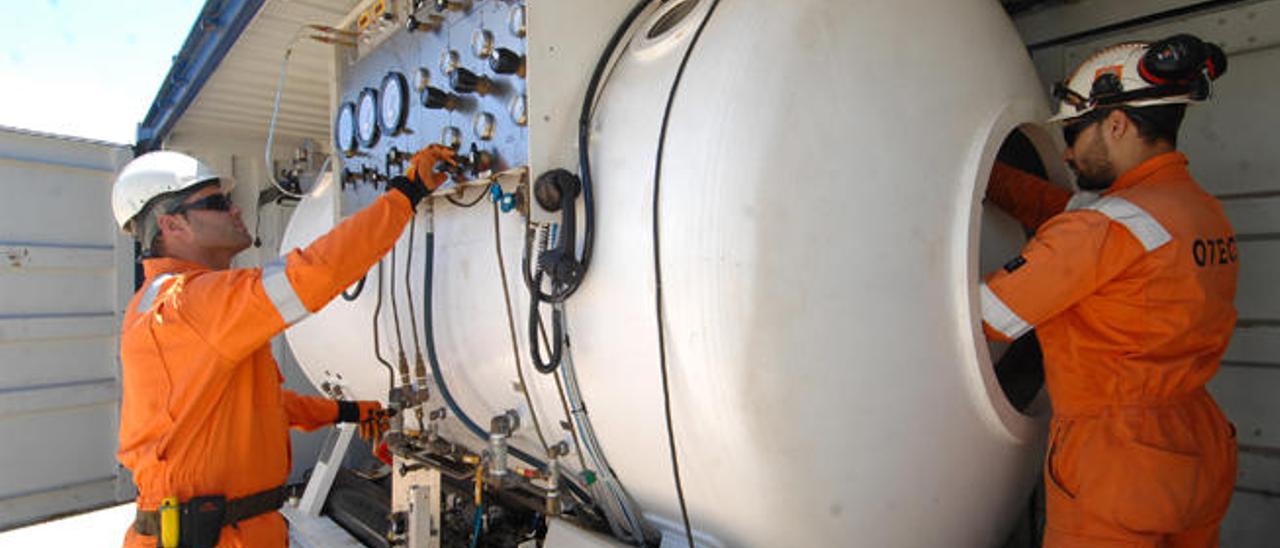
[1209,366,1280,450]
[0,271,117,317]
[1220,491,1280,548]
[1222,327,1280,366]
[0,159,121,247]
[0,127,131,530]
[1181,44,1280,197]
[1015,0,1211,47]
[0,403,120,528]
[1224,197,1280,236]
[0,338,117,395]
[1235,241,1280,321]
[1236,447,1280,494]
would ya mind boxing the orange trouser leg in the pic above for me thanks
[1043,519,1223,548]
[1164,521,1221,548]
[1042,398,1235,548]
[1043,471,1160,548]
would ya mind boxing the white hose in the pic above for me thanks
[557,307,650,543]
[264,29,309,199]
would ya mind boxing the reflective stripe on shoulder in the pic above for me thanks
[1085,197,1172,252]
[136,274,175,313]
[261,257,309,325]
[980,283,1031,340]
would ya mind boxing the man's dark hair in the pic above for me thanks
[1120,104,1187,147]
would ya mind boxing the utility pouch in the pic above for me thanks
[180,495,227,548]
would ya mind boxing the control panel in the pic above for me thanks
[333,0,529,213]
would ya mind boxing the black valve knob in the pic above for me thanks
[386,147,407,164]
[361,165,384,184]
[406,14,443,33]
[449,67,488,95]
[389,512,408,536]
[465,144,494,176]
[489,48,524,75]
[434,0,465,11]
[420,86,455,110]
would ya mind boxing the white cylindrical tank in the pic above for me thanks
[284,0,1070,545]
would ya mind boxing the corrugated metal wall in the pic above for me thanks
[1018,1,1280,545]
[0,127,132,530]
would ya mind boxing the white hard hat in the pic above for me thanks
[111,151,228,230]
[1048,34,1227,124]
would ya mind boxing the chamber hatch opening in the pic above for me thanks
[983,127,1049,415]
[647,0,700,39]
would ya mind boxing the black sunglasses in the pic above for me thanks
[169,193,233,215]
[1061,119,1092,147]
[1061,108,1111,148]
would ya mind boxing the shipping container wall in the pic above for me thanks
[0,126,132,530]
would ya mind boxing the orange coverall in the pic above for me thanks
[982,152,1238,546]
[118,191,414,547]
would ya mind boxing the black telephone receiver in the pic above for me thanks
[533,169,584,288]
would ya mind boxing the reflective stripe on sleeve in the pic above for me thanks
[136,274,174,313]
[980,283,1031,340]
[261,257,309,325]
[1086,197,1172,251]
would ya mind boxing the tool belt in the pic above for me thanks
[134,486,286,547]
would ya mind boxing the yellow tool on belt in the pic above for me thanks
[159,497,180,548]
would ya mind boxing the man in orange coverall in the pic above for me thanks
[981,35,1238,547]
[111,145,454,547]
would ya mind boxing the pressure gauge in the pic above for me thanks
[508,94,527,126]
[334,101,357,156]
[508,4,526,38]
[471,29,494,59]
[357,88,380,148]
[439,49,460,75]
[380,72,409,136]
[473,112,496,141]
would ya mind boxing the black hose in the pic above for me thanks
[517,0,655,377]
[651,1,722,545]
[421,232,543,467]
[528,273,565,374]
[572,0,653,293]
[519,0,652,303]
[370,262,395,393]
[447,185,489,208]
[341,275,366,301]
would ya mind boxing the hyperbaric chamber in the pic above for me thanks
[283,0,1069,545]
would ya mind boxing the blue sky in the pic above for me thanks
[0,0,204,144]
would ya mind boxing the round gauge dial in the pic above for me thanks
[357,88,380,147]
[334,101,357,155]
[380,72,409,136]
